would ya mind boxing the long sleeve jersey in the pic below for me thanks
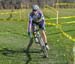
[28,10,45,32]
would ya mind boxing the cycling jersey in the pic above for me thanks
[28,10,45,32]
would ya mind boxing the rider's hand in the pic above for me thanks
[28,32,32,38]
[28,32,30,36]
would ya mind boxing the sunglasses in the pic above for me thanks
[33,10,37,11]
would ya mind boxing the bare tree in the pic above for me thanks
[0,0,75,9]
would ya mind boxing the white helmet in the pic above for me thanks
[32,5,39,11]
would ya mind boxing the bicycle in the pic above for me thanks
[33,25,48,58]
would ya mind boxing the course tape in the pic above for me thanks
[56,3,75,5]
[46,22,75,42]
[49,6,57,12]
[46,16,75,20]
[0,10,25,15]
[59,27,75,42]
[0,12,19,15]
[62,21,75,24]
[0,11,20,15]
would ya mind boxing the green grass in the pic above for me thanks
[0,8,75,64]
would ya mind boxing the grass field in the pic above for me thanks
[0,8,75,64]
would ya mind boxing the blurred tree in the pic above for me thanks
[0,0,75,9]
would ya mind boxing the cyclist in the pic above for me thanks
[27,5,49,50]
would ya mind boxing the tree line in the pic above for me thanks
[0,0,75,9]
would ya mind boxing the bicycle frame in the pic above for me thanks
[33,25,45,46]
[33,25,48,58]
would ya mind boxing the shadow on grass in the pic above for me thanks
[0,38,41,64]
[25,38,33,64]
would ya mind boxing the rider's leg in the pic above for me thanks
[40,30,49,50]
[39,20,47,43]
[40,30,47,44]
[39,20,49,50]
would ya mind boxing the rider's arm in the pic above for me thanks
[28,15,32,33]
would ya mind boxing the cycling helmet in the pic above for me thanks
[32,5,39,11]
